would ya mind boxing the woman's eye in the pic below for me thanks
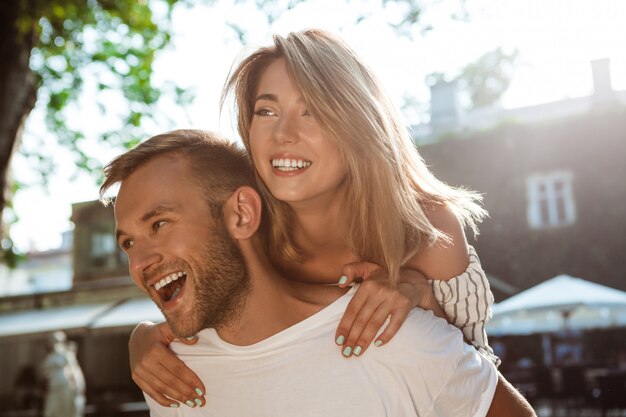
[254,108,275,117]
[121,239,134,250]
[302,109,311,116]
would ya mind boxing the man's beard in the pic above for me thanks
[164,221,250,337]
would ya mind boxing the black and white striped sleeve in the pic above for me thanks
[430,246,501,366]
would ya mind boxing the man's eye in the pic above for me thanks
[121,240,134,250]
[153,220,167,232]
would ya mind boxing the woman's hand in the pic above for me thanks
[334,263,439,357]
[129,321,206,408]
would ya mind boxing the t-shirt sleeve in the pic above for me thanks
[427,340,499,417]
[429,245,501,366]
[392,309,498,417]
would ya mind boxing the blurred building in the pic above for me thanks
[414,58,626,144]
[0,202,161,416]
[415,58,626,299]
[0,231,72,297]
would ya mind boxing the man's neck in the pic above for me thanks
[215,238,347,346]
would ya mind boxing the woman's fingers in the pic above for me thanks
[129,321,205,407]
[132,341,205,407]
[338,261,381,287]
[335,287,368,347]
[371,303,411,348]
[335,276,414,357]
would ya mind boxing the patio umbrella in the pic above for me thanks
[487,274,626,336]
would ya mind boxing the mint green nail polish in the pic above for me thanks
[195,388,203,396]
[343,346,352,357]
[374,340,383,347]
[194,398,202,406]
[338,275,348,285]
[186,336,196,340]
[354,346,362,356]
[185,400,195,408]
[335,335,345,345]
[170,403,179,408]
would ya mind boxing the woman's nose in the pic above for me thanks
[273,114,299,145]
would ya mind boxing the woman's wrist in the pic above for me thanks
[398,270,448,321]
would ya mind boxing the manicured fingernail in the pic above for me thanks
[170,403,179,408]
[335,335,345,345]
[353,346,362,356]
[338,275,348,285]
[186,336,196,340]
[374,340,383,347]
[194,398,202,406]
[343,346,352,357]
[185,400,195,408]
[195,388,203,396]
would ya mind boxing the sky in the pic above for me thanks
[8,0,626,252]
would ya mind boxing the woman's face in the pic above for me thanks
[249,58,347,209]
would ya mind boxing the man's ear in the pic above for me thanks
[223,186,262,240]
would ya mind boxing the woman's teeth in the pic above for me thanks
[272,158,311,171]
[154,271,185,291]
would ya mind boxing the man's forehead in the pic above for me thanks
[120,156,196,194]
[114,156,198,220]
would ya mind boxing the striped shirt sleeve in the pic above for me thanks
[430,245,501,366]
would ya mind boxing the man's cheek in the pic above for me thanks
[130,273,148,294]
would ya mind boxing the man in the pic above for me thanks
[102,129,535,417]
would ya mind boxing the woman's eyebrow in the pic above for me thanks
[254,93,278,103]
[254,94,305,104]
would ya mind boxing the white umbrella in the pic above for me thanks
[487,275,626,336]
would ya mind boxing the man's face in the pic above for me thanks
[114,155,249,337]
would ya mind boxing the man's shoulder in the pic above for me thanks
[386,307,465,354]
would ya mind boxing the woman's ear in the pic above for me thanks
[223,186,262,240]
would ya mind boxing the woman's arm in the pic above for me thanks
[334,203,498,360]
[404,202,470,281]
[129,321,206,408]
[334,264,447,356]
[407,203,500,365]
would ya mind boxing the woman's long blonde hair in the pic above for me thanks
[222,29,486,285]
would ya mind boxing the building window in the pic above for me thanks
[526,171,576,229]
[90,232,118,268]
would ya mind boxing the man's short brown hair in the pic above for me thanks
[100,129,257,218]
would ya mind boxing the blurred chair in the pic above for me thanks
[552,366,591,414]
[595,373,626,416]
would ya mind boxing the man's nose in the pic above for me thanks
[129,241,162,288]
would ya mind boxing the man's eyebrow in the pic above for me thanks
[115,205,176,242]
[141,205,175,223]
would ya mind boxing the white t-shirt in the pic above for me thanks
[145,287,498,417]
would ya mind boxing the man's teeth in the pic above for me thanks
[154,271,185,291]
[272,158,311,171]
